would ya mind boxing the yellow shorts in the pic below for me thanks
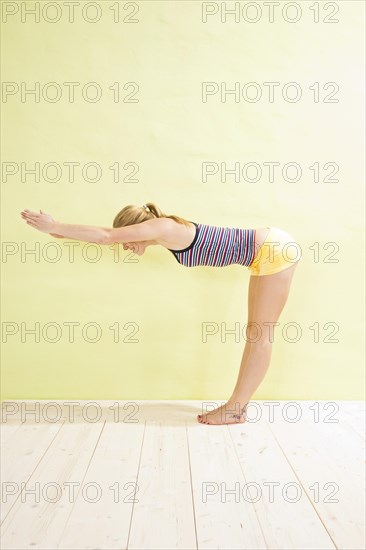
[248,226,301,276]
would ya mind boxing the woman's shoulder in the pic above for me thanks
[150,216,195,230]
[152,217,196,249]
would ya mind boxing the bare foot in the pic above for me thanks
[197,401,248,425]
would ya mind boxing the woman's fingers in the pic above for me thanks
[22,209,40,218]
[20,210,41,230]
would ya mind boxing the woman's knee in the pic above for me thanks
[251,338,273,354]
[245,322,276,347]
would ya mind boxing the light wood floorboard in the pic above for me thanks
[0,400,364,550]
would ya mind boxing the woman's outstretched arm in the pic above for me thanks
[21,209,167,245]
[21,209,110,244]
[52,222,111,243]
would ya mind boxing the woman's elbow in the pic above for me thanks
[101,229,115,245]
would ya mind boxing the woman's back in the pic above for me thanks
[167,221,256,268]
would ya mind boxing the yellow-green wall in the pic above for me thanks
[1,1,364,400]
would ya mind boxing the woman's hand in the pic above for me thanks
[21,209,57,234]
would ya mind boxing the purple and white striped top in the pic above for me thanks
[168,221,256,268]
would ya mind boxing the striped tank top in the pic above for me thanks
[168,221,256,268]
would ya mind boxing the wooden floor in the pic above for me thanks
[0,400,364,550]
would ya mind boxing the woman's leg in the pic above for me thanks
[197,261,299,425]
[228,273,259,396]
[197,276,258,423]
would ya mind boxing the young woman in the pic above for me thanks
[21,203,301,426]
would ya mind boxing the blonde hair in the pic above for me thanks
[112,202,191,228]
